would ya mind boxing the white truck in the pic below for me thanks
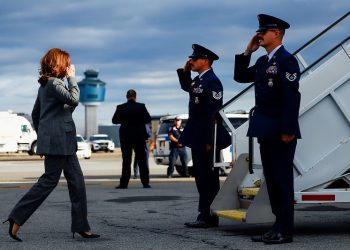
[211,12,350,223]
[0,111,37,155]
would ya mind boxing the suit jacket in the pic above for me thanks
[177,68,230,149]
[234,46,301,139]
[112,100,151,143]
[32,77,79,155]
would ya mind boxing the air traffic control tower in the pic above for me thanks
[78,69,106,139]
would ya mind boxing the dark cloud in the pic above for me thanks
[0,0,349,134]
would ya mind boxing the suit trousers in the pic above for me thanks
[191,146,219,222]
[259,138,297,235]
[120,140,149,186]
[8,154,90,233]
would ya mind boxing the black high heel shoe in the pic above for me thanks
[73,231,100,239]
[3,219,22,242]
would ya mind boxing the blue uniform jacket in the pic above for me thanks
[177,68,230,149]
[234,46,301,139]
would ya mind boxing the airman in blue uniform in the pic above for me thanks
[234,14,301,244]
[177,44,230,228]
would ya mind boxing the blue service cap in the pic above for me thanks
[256,14,290,32]
[189,44,219,61]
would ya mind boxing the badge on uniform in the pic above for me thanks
[268,78,273,87]
[266,65,278,74]
[191,81,196,86]
[212,91,222,100]
[286,72,297,81]
[193,87,203,93]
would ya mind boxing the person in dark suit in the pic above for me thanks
[177,44,230,228]
[234,14,301,244]
[112,89,152,189]
[3,48,99,242]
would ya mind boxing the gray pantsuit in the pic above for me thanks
[8,76,90,233]
[9,155,90,232]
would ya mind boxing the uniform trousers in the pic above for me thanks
[191,146,220,223]
[167,147,188,176]
[8,154,90,233]
[120,139,149,187]
[259,138,297,235]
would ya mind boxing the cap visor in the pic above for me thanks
[256,28,267,32]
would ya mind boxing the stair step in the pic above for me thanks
[239,187,260,197]
[214,209,247,222]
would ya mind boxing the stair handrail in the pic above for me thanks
[300,35,350,75]
[294,11,349,55]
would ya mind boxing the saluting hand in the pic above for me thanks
[183,59,191,72]
[244,34,260,55]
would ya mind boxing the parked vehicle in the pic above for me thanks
[153,113,249,176]
[76,135,91,159]
[0,111,37,155]
[89,134,115,152]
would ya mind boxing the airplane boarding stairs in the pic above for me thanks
[211,12,350,223]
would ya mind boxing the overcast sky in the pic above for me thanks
[1,0,349,134]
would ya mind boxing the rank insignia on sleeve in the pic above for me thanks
[286,72,297,81]
[212,91,222,100]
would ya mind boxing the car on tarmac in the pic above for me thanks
[76,134,91,159]
[153,113,249,176]
[89,134,115,153]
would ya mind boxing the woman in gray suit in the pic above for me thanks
[3,48,99,241]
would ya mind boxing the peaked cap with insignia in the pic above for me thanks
[189,44,219,61]
[256,14,290,32]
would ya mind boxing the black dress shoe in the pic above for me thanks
[184,220,218,228]
[251,230,275,242]
[115,185,127,189]
[143,184,151,188]
[263,232,293,244]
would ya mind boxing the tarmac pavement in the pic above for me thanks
[1,153,350,249]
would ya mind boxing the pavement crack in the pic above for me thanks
[103,219,237,249]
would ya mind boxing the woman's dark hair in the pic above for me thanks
[38,48,70,85]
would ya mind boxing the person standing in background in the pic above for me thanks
[167,116,189,178]
[133,123,152,179]
[112,89,152,189]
